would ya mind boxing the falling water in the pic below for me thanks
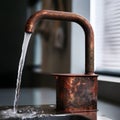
[13,32,32,113]
[0,32,54,119]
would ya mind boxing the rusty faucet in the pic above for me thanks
[25,10,98,113]
[25,10,94,74]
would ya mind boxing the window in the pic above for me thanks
[91,0,120,76]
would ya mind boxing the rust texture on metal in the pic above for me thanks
[25,10,97,114]
[25,10,94,74]
[56,75,97,113]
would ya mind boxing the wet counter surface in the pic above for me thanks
[0,88,114,120]
[0,105,111,120]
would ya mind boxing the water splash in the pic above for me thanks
[0,105,55,119]
[13,33,32,113]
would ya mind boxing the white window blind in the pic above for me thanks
[93,0,120,75]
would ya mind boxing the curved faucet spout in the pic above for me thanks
[25,10,94,74]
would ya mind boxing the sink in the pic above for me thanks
[0,105,94,120]
[2,115,90,120]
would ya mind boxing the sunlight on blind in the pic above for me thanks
[95,0,120,75]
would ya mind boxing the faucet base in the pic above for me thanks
[55,74,98,113]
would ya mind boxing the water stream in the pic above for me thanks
[0,33,54,119]
[13,33,32,113]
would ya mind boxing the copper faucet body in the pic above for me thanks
[25,10,98,113]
